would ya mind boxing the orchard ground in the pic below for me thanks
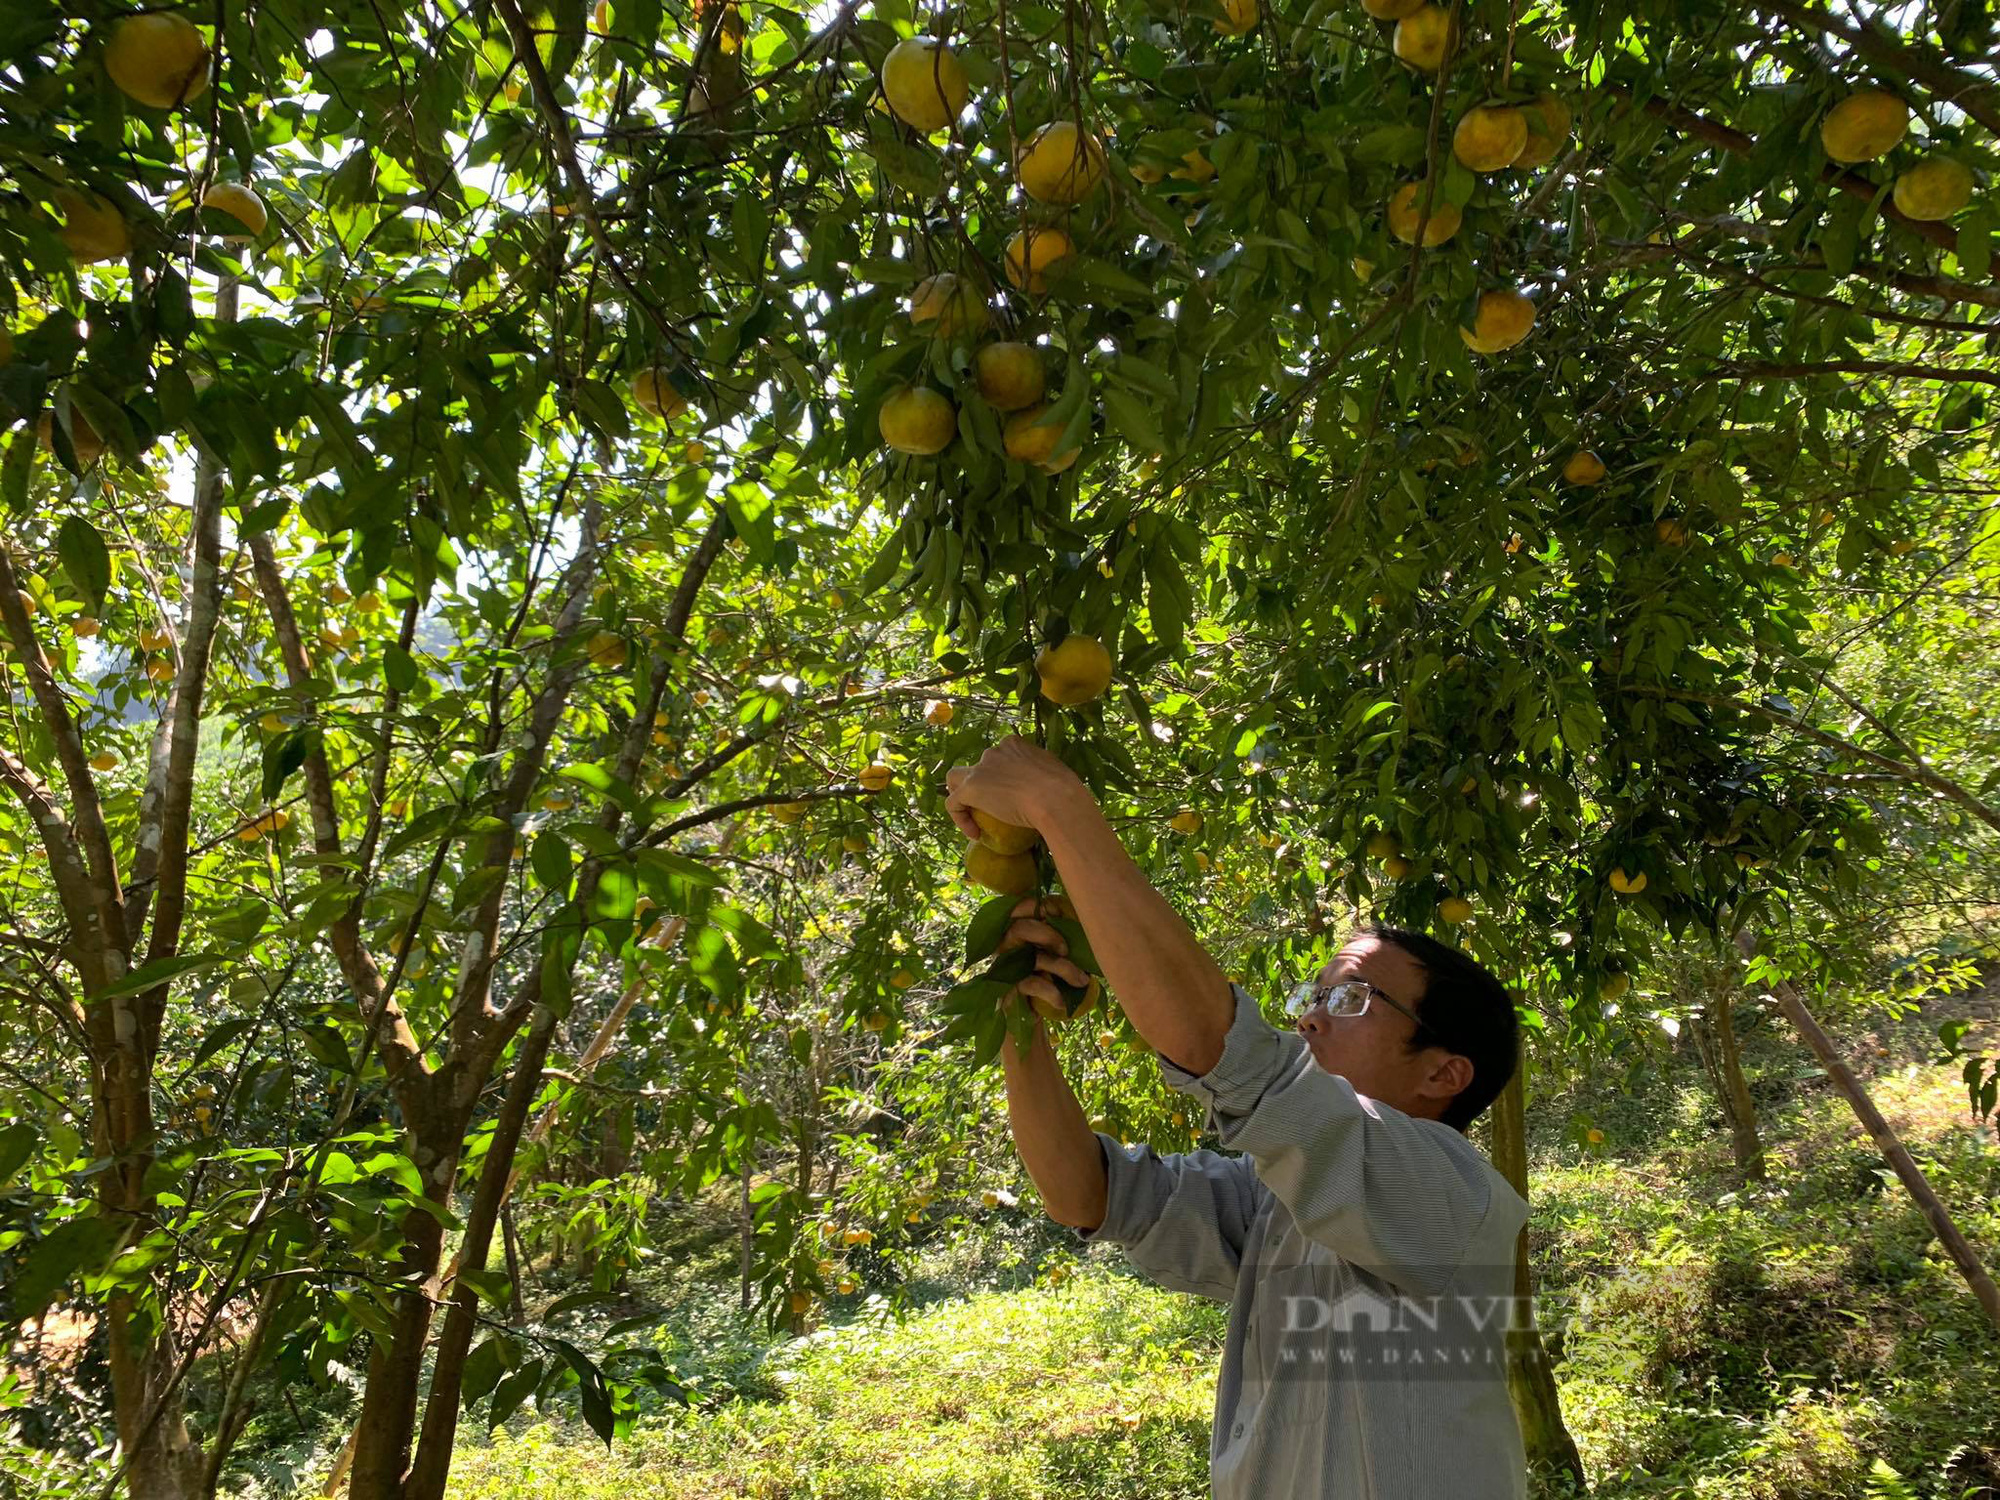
[224,975,1999,1500]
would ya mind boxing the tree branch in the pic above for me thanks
[1706,358,2000,389]
[489,0,700,378]
[0,547,128,981]
[1628,686,2000,835]
[1607,85,1974,261]
[132,284,232,1040]
[448,496,605,1065]
[248,535,431,1096]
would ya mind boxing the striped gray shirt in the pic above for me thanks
[1083,986,1529,1499]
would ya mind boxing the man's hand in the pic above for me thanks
[944,736,1089,843]
[1002,894,1091,1013]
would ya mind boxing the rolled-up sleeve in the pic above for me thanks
[1158,985,1519,1296]
[1080,1133,1268,1302]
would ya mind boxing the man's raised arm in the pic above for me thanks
[945,736,1236,1074]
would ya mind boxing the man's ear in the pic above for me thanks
[1419,1051,1474,1104]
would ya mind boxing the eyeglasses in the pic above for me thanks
[1284,977,1423,1031]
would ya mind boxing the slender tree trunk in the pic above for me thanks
[1707,987,1766,1181]
[404,1011,560,1500]
[739,1153,755,1311]
[347,1107,471,1500]
[1488,1060,1588,1492]
[1738,933,2000,1333]
[502,1205,527,1322]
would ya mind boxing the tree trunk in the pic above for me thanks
[739,1153,755,1312]
[502,1205,526,1323]
[404,1009,560,1500]
[1738,933,2000,1333]
[1707,987,1766,1181]
[1488,1059,1588,1492]
[347,1107,471,1500]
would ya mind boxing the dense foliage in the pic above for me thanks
[0,0,1994,1493]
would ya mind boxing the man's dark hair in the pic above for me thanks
[1366,925,1519,1131]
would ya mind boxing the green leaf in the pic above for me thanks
[488,1358,544,1429]
[1957,206,1993,282]
[590,861,638,922]
[532,831,574,891]
[462,1335,518,1408]
[572,378,631,442]
[1103,386,1168,457]
[1045,917,1100,976]
[155,265,194,346]
[635,847,724,906]
[0,1121,35,1187]
[15,1218,120,1321]
[382,642,419,694]
[559,761,641,812]
[965,892,1017,963]
[548,1338,617,1447]
[95,953,219,1002]
[857,529,904,596]
[1069,258,1157,302]
[261,725,316,801]
[56,516,111,609]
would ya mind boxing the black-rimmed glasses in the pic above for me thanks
[1284,977,1423,1031]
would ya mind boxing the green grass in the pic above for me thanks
[445,1273,1222,1499]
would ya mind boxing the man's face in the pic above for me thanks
[1293,935,1470,1122]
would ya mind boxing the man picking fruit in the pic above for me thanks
[946,736,1528,1499]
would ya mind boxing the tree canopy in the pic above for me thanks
[1,0,1995,1492]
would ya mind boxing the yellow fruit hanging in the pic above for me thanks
[879,385,958,456]
[55,191,130,264]
[104,13,211,110]
[1003,403,1081,475]
[1819,90,1907,164]
[1017,121,1106,205]
[1891,157,1974,220]
[1213,0,1259,34]
[1003,227,1074,296]
[1035,635,1113,706]
[1391,5,1455,70]
[38,409,107,467]
[1512,94,1572,170]
[1459,289,1536,354]
[1452,106,1527,172]
[880,37,969,132]
[201,183,267,240]
[1562,450,1607,486]
[632,367,688,420]
[974,343,1047,413]
[908,272,987,337]
[1387,182,1460,246]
